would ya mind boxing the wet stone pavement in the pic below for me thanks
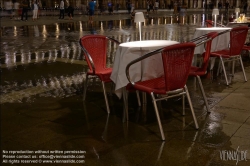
[1,11,250,166]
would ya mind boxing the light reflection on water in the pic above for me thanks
[0,14,248,103]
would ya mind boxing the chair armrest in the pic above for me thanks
[217,29,231,36]
[195,37,212,47]
[188,34,208,43]
[106,36,121,45]
[125,48,163,85]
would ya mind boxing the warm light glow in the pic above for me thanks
[212,9,219,15]
[100,22,104,32]
[14,26,17,36]
[134,12,145,23]
[212,9,219,27]
[79,21,82,32]
[235,8,240,13]
[134,12,145,41]
[119,20,122,29]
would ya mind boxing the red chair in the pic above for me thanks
[79,35,120,113]
[125,43,198,141]
[242,45,250,58]
[205,20,225,27]
[210,26,248,85]
[189,32,218,113]
[206,20,213,27]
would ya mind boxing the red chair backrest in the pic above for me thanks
[206,20,213,27]
[230,26,249,56]
[161,43,196,91]
[79,35,108,73]
[200,32,218,72]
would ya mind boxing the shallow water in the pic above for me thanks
[0,13,249,103]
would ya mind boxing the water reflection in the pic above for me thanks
[1,13,249,103]
[0,72,84,103]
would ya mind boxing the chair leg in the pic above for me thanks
[142,92,147,112]
[122,88,129,122]
[101,81,110,114]
[184,85,199,129]
[220,57,229,85]
[110,82,114,96]
[232,61,235,77]
[239,56,248,82]
[151,93,165,141]
[217,60,221,77]
[83,74,89,101]
[196,76,210,113]
[193,77,197,91]
[210,69,214,81]
[182,94,185,115]
[136,91,141,107]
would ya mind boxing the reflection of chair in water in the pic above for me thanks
[101,114,110,142]
[154,142,165,165]
[125,43,199,141]
[79,35,120,113]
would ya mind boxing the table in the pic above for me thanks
[193,27,232,69]
[194,27,232,55]
[226,22,250,27]
[110,40,179,98]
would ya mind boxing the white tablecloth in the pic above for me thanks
[194,27,232,55]
[193,27,232,70]
[111,40,179,98]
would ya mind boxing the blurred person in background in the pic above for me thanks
[32,0,39,21]
[21,0,29,21]
[58,0,65,19]
[107,1,113,15]
[67,4,74,20]
[88,0,96,24]
[243,2,248,14]
[13,1,20,20]
[4,0,13,19]
[130,9,135,20]
[154,0,159,13]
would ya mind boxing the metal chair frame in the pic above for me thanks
[125,43,199,141]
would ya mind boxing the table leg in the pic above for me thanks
[122,88,129,122]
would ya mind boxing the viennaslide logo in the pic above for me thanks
[220,146,248,165]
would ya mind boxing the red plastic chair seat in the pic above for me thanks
[87,68,113,82]
[189,66,207,76]
[128,76,166,94]
[242,45,250,51]
[210,49,231,58]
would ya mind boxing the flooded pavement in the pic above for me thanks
[1,11,250,166]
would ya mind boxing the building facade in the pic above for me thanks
[1,0,250,10]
